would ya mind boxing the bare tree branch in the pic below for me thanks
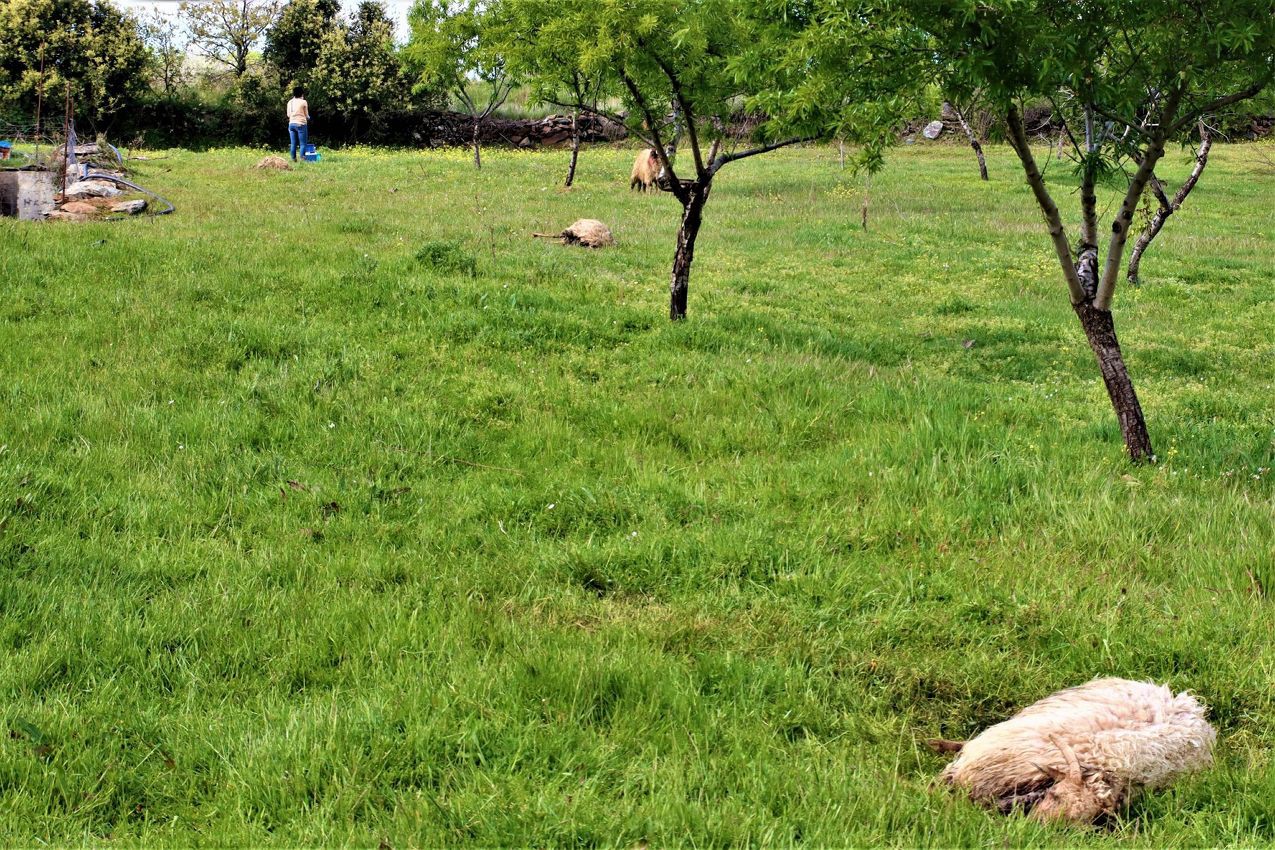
[711,136,812,174]
[1005,105,1087,304]
[647,48,704,178]
[1093,83,1184,310]
[1170,80,1269,133]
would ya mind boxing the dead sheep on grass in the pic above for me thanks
[532,219,615,248]
[931,678,1216,825]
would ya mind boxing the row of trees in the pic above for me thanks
[468,0,1272,462]
[0,0,428,144]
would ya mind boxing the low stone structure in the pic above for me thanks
[0,170,56,220]
[424,112,627,148]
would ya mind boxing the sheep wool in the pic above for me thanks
[532,219,615,248]
[939,678,1216,824]
[630,149,660,192]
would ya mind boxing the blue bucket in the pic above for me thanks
[302,143,319,162]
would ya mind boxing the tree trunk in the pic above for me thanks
[1126,183,1170,287]
[952,104,988,181]
[1006,104,1156,462]
[472,120,481,170]
[1073,302,1153,461]
[1127,127,1212,286]
[565,111,580,187]
[669,182,711,321]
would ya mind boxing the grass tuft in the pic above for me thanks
[415,239,479,277]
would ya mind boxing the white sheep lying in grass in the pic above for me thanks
[931,678,1216,824]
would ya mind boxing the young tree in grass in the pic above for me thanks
[555,68,605,187]
[944,96,989,180]
[500,2,610,187]
[179,0,281,78]
[404,0,514,169]
[523,0,819,321]
[918,0,1274,461]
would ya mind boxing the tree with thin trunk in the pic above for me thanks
[1127,122,1213,286]
[540,67,607,188]
[554,69,606,188]
[140,8,188,95]
[404,0,515,170]
[514,0,817,321]
[945,99,988,180]
[920,0,1274,461]
[179,0,280,78]
[498,4,613,187]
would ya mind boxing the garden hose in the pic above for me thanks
[85,171,175,216]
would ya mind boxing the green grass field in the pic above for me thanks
[1,140,1273,847]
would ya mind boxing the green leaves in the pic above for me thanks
[310,2,407,123]
[403,0,516,117]
[748,1,931,165]
[0,0,150,124]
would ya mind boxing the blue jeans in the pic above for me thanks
[288,123,308,160]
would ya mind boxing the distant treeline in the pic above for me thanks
[1,0,1271,150]
[0,0,447,148]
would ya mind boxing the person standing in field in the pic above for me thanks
[287,87,310,162]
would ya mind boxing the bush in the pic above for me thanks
[415,241,477,277]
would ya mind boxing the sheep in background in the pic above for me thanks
[931,678,1216,825]
[630,148,660,192]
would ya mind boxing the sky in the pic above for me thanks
[113,0,415,42]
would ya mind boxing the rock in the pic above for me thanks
[47,209,89,222]
[923,120,945,140]
[111,199,147,215]
[74,143,124,168]
[255,155,292,170]
[65,179,122,199]
[60,200,101,216]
